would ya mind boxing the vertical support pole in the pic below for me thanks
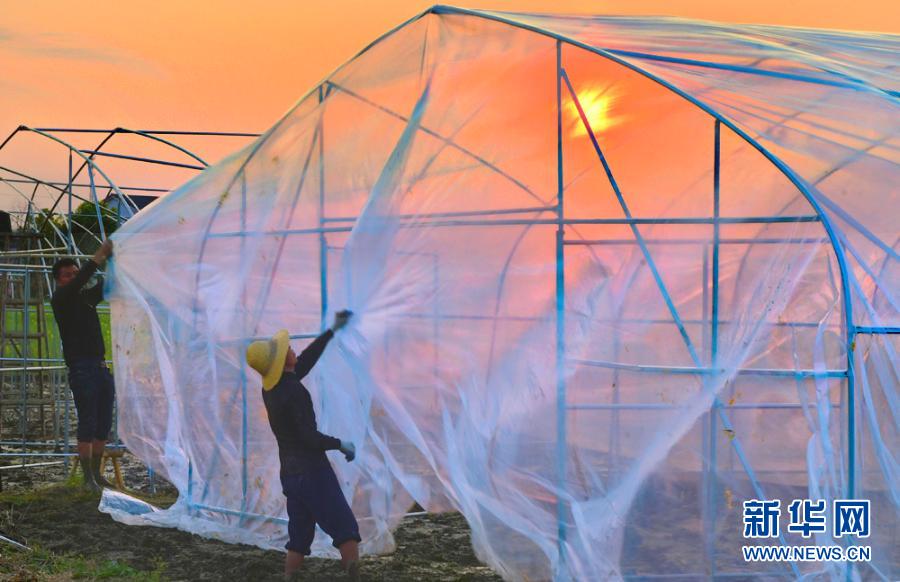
[554,39,568,576]
[712,121,721,379]
[609,321,620,481]
[701,242,711,569]
[238,171,249,522]
[702,243,710,367]
[432,255,440,384]
[187,460,194,514]
[845,319,856,581]
[240,172,249,519]
[318,86,328,330]
[846,295,856,503]
[63,368,71,469]
[67,150,74,253]
[316,86,331,426]
[707,120,721,577]
[21,268,31,447]
[87,163,106,240]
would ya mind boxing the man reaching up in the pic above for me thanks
[51,240,115,491]
[246,310,361,580]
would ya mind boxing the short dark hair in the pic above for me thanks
[52,258,79,280]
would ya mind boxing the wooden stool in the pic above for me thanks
[103,450,126,490]
[69,449,126,490]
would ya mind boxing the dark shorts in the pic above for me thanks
[68,359,115,443]
[280,464,361,555]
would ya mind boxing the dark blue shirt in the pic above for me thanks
[50,260,106,367]
[262,329,341,475]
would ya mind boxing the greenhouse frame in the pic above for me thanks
[100,6,897,581]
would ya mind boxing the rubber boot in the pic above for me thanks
[79,455,100,492]
[91,455,115,489]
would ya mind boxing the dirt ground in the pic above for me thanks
[2,454,895,580]
[0,453,501,581]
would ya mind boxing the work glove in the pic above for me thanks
[332,310,353,332]
[339,440,356,462]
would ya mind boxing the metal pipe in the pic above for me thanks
[0,366,67,373]
[78,150,205,171]
[568,402,840,411]
[0,247,68,256]
[564,237,828,246]
[571,358,847,378]
[34,128,261,137]
[604,49,885,93]
[318,85,329,329]
[553,39,568,570]
[325,80,550,208]
[208,215,821,239]
[186,501,428,526]
[323,204,556,223]
[67,149,74,251]
[855,326,900,334]
[0,177,169,193]
[20,267,30,444]
[0,461,66,470]
[87,162,106,239]
[0,452,78,458]
[0,440,77,447]
[428,9,858,541]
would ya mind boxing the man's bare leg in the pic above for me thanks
[91,439,113,488]
[284,550,304,578]
[78,441,99,491]
[339,541,360,580]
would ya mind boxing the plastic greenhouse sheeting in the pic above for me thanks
[103,6,899,580]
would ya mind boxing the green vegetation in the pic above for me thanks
[0,484,170,581]
[0,546,167,581]
[2,304,113,361]
[28,201,120,256]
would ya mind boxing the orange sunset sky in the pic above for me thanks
[1,0,897,210]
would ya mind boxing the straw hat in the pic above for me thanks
[246,329,290,390]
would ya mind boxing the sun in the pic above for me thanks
[565,85,623,138]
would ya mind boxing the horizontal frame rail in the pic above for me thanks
[571,358,848,378]
[208,215,821,239]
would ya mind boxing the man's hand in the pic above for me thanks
[331,309,353,332]
[339,440,356,462]
[93,239,113,266]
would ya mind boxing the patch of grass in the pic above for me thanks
[0,481,89,506]
[0,482,171,580]
[0,546,167,581]
[0,480,176,510]
[2,302,110,361]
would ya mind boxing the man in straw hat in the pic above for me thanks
[246,309,361,580]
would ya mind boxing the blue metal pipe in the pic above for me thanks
[565,236,829,246]
[240,173,249,520]
[416,19,858,509]
[554,38,569,575]
[567,402,841,411]
[561,68,702,367]
[572,357,847,378]
[855,326,900,334]
[208,215,821,239]
[323,204,556,223]
[324,80,551,208]
[187,502,289,525]
[318,85,329,330]
[603,48,896,96]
